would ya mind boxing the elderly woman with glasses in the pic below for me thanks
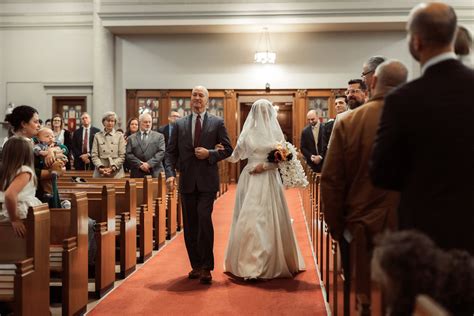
[91,111,126,178]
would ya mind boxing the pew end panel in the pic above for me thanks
[0,204,50,316]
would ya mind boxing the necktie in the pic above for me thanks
[312,124,319,155]
[142,131,148,143]
[82,128,88,154]
[168,125,173,144]
[194,114,202,147]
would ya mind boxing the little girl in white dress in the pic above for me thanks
[0,136,42,237]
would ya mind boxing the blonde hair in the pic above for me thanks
[0,136,36,191]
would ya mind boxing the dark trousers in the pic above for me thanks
[181,190,216,271]
[74,160,91,171]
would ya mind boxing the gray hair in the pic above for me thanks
[374,59,408,92]
[101,111,117,124]
[365,56,387,72]
[139,112,152,122]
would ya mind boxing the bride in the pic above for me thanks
[223,99,305,279]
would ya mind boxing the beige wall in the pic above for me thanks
[2,27,93,120]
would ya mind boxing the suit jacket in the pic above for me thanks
[126,130,165,178]
[370,59,474,254]
[322,119,335,156]
[321,96,399,242]
[300,123,326,172]
[158,124,172,146]
[71,126,100,170]
[164,112,233,193]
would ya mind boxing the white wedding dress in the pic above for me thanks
[223,99,305,279]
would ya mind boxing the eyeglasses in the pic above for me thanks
[361,70,374,78]
[345,89,363,95]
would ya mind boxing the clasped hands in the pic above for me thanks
[98,165,116,176]
[311,155,322,165]
[80,153,91,164]
[139,162,151,173]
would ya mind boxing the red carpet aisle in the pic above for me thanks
[88,185,327,316]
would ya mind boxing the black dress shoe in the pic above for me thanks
[188,269,201,279]
[200,269,212,284]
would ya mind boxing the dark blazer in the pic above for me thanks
[300,123,326,172]
[158,124,171,146]
[370,59,474,254]
[126,130,165,178]
[164,113,233,193]
[60,129,73,170]
[71,126,100,170]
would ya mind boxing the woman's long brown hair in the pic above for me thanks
[0,136,36,191]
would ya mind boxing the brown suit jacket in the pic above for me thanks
[321,95,399,242]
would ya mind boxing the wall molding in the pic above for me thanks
[1,1,472,31]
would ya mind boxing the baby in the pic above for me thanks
[34,128,67,193]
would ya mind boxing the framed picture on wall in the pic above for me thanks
[137,97,160,130]
[308,97,329,122]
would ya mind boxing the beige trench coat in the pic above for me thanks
[91,129,126,178]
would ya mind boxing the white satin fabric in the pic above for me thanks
[224,99,305,279]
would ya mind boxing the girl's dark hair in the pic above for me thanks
[0,136,36,191]
[125,117,139,137]
[4,105,38,132]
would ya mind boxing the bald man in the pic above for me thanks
[371,3,474,254]
[321,60,408,312]
[300,110,326,172]
[164,85,233,284]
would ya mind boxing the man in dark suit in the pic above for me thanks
[165,85,233,284]
[370,2,474,254]
[322,95,347,146]
[126,113,165,178]
[71,112,100,170]
[300,109,325,172]
[158,111,181,146]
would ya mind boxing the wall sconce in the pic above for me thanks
[254,27,276,64]
[265,83,271,92]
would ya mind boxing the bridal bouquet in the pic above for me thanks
[267,142,309,188]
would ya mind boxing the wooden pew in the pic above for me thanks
[58,182,137,278]
[0,204,50,316]
[59,185,115,298]
[49,192,88,316]
[167,174,178,240]
[63,177,153,263]
[154,174,167,250]
[62,170,129,179]
[176,173,183,232]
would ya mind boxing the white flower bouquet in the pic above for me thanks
[267,141,309,188]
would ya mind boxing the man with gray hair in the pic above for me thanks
[370,2,474,255]
[321,60,408,314]
[126,112,165,178]
[362,55,387,97]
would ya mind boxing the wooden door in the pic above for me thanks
[52,96,86,132]
[238,101,293,175]
[274,102,293,141]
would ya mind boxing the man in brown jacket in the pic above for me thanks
[321,59,408,313]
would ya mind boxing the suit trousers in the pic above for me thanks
[181,190,217,271]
